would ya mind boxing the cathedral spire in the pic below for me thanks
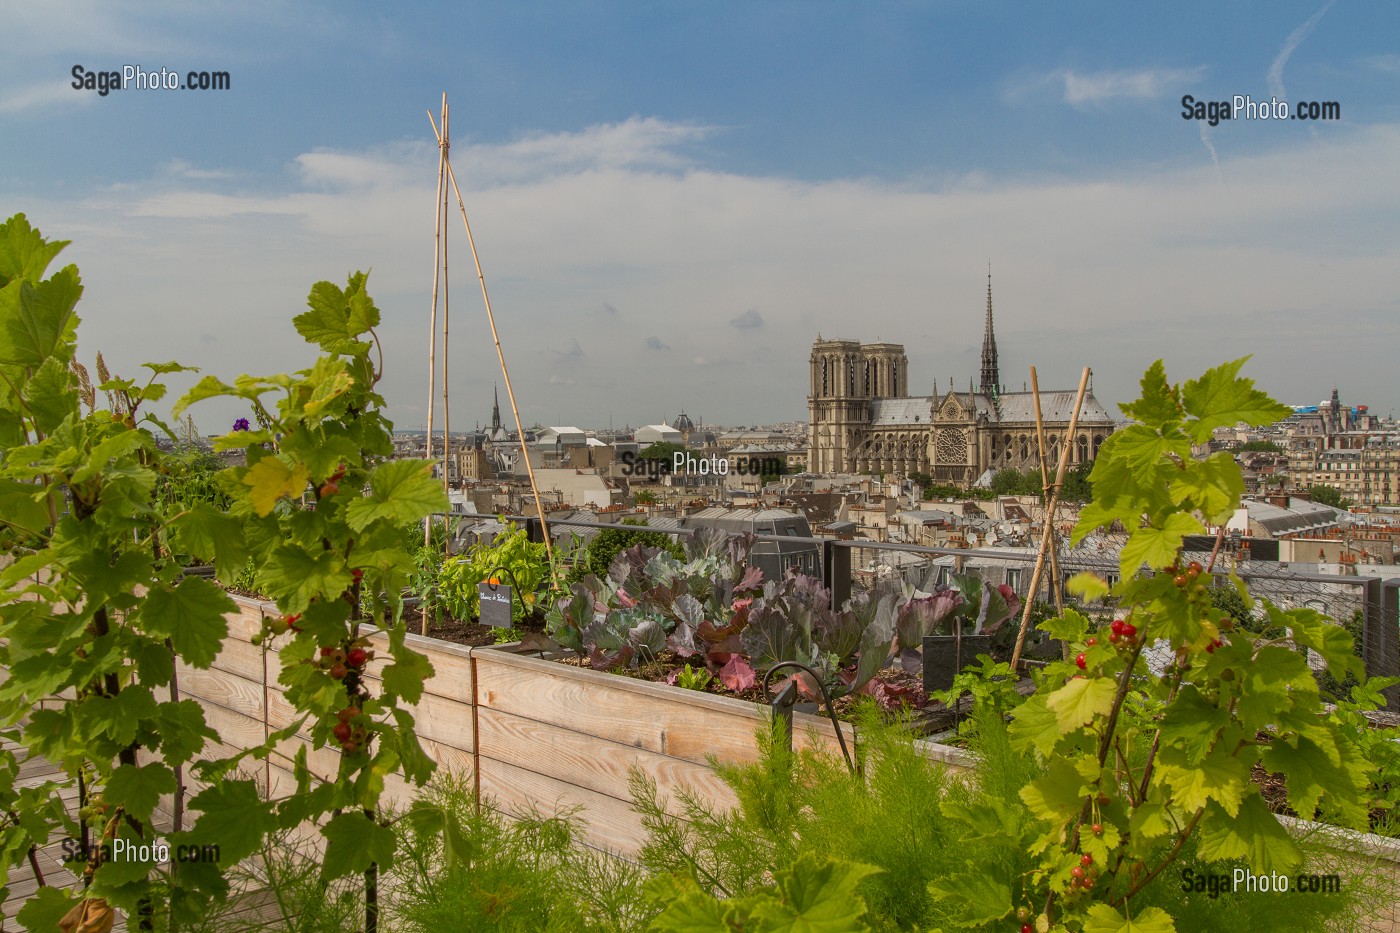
[980,263,1000,399]
[491,384,502,434]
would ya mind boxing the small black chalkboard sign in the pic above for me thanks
[478,581,513,629]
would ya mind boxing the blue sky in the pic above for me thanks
[3,1,1398,431]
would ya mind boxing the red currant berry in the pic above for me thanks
[1173,574,1188,587]
[1081,853,1093,866]
[329,662,348,680]
[1121,622,1137,639]
[1111,619,1125,635]
[1021,925,1033,933]
[1091,823,1103,836]
[333,722,352,742]
[1086,637,1097,647]
[351,568,363,583]
[347,647,369,668]
[1071,866,1086,880]
[1188,561,1203,576]
[1076,653,1087,669]
[1108,630,1120,643]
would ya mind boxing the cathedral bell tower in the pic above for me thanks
[979,265,1000,403]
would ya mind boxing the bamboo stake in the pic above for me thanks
[1030,367,1065,616]
[424,93,447,550]
[427,111,559,581]
[420,95,449,637]
[441,101,452,503]
[1009,367,1091,671]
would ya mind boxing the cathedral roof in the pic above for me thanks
[869,397,933,424]
[993,392,1114,424]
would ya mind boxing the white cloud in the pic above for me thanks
[1268,0,1337,101]
[18,117,1400,428]
[1060,66,1207,105]
[0,81,90,116]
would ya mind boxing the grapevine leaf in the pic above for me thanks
[1083,903,1177,933]
[1181,357,1292,443]
[321,810,397,879]
[344,459,447,532]
[139,575,235,669]
[1119,512,1203,577]
[242,456,310,516]
[105,763,177,824]
[1045,676,1117,734]
[1102,424,1193,485]
[1195,795,1302,873]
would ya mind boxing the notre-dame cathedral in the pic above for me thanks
[806,273,1116,484]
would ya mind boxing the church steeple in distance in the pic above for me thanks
[980,263,1000,399]
[491,384,502,434]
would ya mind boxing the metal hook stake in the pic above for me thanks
[761,661,857,776]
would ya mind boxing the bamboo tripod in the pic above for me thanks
[426,97,559,594]
[1008,366,1091,670]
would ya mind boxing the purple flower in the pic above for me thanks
[232,417,251,432]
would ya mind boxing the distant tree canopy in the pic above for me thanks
[1306,484,1353,510]
[637,441,686,462]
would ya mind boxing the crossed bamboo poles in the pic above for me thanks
[423,95,559,634]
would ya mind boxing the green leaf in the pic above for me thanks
[170,504,249,583]
[105,763,177,824]
[344,458,447,532]
[1158,745,1249,817]
[1169,453,1245,524]
[1118,361,1183,431]
[1020,756,1086,823]
[381,643,434,706]
[242,456,310,516]
[0,266,83,367]
[1008,693,1062,758]
[748,853,880,933]
[1045,675,1118,734]
[143,360,197,375]
[1195,794,1302,874]
[280,426,361,482]
[1083,903,1177,933]
[0,477,53,535]
[645,874,735,932]
[1065,573,1111,602]
[1104,424,1193,485]
[139,575,235,669]
[0,213,70,284]
[155,700,219,766]
[1181,357,1292,443]
[260,545,351,612]
[1119,512,1203,577]
[293,274,379,354]
[1039,607,1091,643]
[182,780,277,866]
[1156,686,1230,765]
[321,810,397,879]
[1129,802,1173,840]
[14,885,76,932]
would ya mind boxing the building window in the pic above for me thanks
[1005,568,1023,591]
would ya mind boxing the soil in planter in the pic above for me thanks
[419,609,548,649]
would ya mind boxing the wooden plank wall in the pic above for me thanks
[163,596,882,858]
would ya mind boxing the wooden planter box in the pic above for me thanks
[158,595,1399,930]
[171,595,865,857]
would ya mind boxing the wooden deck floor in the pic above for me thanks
[1,740,289,932]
